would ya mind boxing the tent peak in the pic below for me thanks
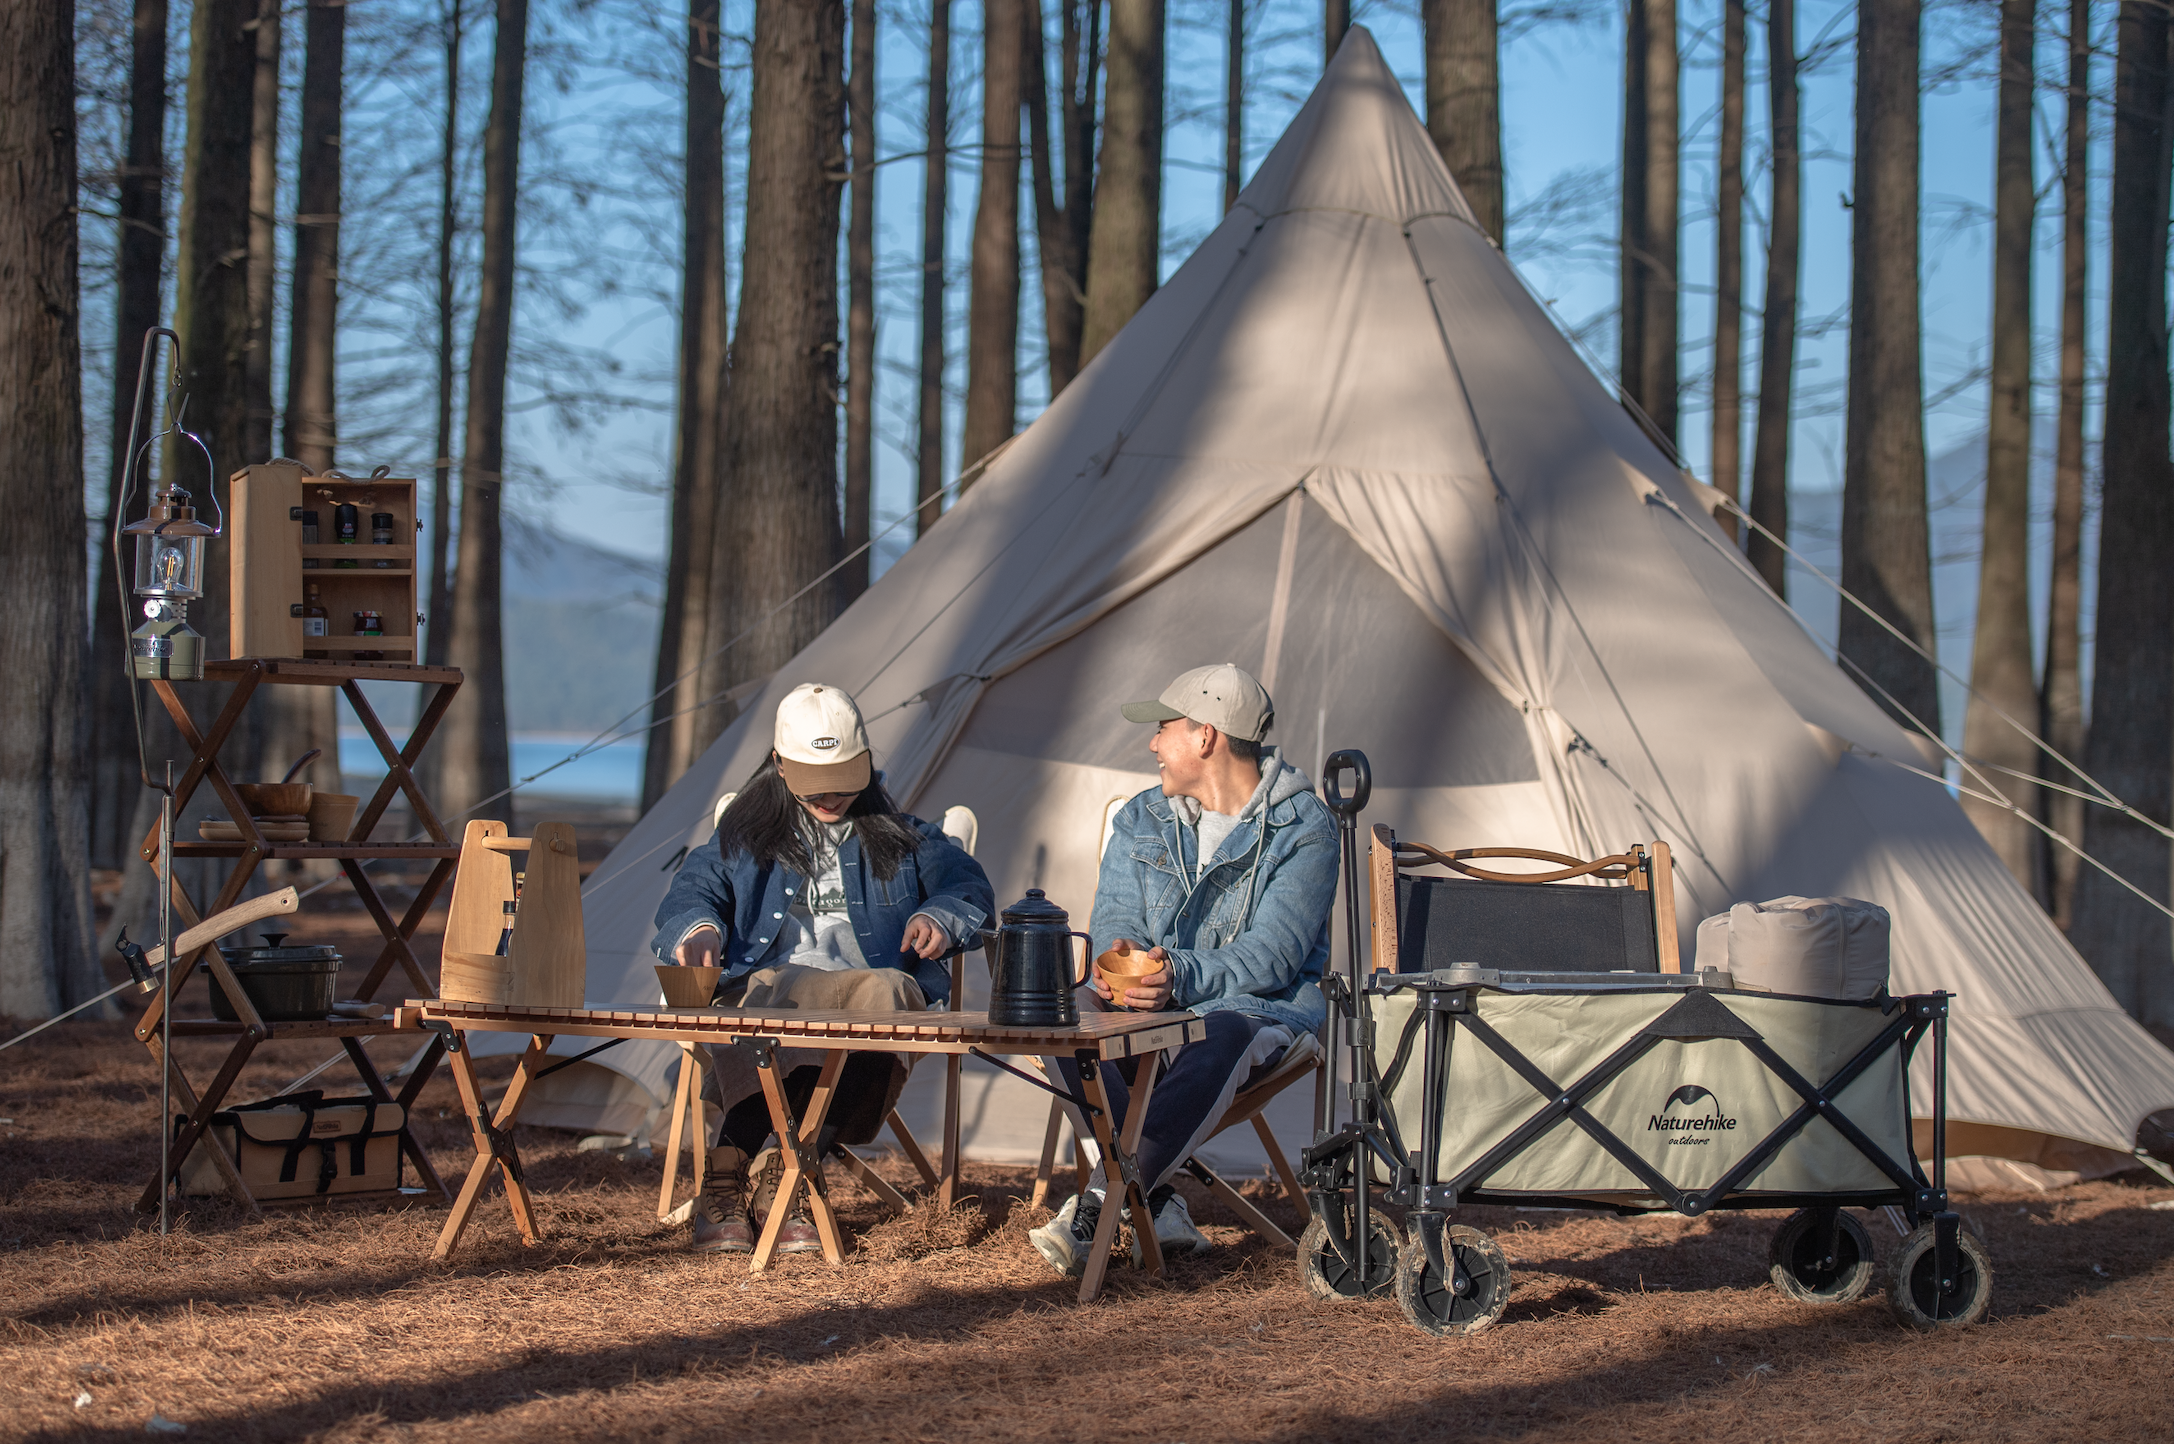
[1235,25,1481,231]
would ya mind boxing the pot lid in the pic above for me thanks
[223,932,342,963]
[998,889,1072,927]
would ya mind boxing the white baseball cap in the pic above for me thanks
[773,683,873,795]
[1121,663,1274,742]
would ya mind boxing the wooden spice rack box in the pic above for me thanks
[231,461,424,661]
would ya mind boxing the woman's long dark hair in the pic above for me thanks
[714,758,925,881]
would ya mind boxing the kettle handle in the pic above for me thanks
[1071,932,1094,988]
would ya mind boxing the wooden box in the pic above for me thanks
[440,820,586,1007]
[230,460,423,661]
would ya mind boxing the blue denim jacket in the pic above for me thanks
[652,817,995,1005]
[1088,749,1337,1033]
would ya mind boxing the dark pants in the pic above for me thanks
[716,1054,897,1157]
[1056,1009,1289,1194]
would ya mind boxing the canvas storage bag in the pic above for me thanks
[177,1091,406,1199]
[1692,896,1891,999]
[1366,985,1912,1205]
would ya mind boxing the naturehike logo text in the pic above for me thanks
[1647,1084,1736,1144]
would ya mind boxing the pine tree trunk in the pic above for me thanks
[2073,0,2173,1023]
[438,0,528,828]
[244,0,278,464]
[963,0,1023,476]
[1423,0,1502,245]
[1224,0,1242,212]
[1026,0,1093,395]
[1745,0,1796,594]
[916,0,950,536]
[426,0,461,668]
[170,0,262,819]
[267,0,347,806]
[1324,0,1347,65]
[1709,0,1742,537]
[1618,0,1646,415]
[1963,0,2039,891]
[285,0,343,470]
[694,0,848,750]
[843,0,875,592]
[643,0,731,812]
[1078,0,1161,365]
[0,0,96,1017]
[89,0,169,871]
[1839,0,1938,736]
[2041,0,2091,928]
[1636,0,1678,442]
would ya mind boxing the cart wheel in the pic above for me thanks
[1297,1211,1399,1301]
[1394,1223,1512,1338]
[1767,1207,1876,1305]
[1887,1223,1994,1330]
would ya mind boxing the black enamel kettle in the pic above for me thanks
[982,890,1091,1027]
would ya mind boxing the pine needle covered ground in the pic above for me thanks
[4,1012,2172,1443]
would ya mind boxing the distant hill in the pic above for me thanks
[360,518,662,734]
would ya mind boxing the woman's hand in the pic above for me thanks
[673,926,722,970]
[900,914,951,960]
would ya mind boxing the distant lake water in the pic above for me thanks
[338,729,643,804]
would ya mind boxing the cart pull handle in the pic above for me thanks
[1322,750,1371,817]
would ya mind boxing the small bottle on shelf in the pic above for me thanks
[495,897,518,957]
[301,583,328,659]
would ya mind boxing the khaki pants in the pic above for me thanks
[703,964,926,1148]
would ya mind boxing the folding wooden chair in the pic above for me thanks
[1025,1032,1319,1245]
[1368,825,1682,974]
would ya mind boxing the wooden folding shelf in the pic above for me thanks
[134,656,464,1214]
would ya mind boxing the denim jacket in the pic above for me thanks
[652,816,995,1005]
[1088,749,1337,1033]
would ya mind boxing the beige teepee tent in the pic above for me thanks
[505,28,2174,1188]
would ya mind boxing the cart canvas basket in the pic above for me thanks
[1366,974,1925,1212]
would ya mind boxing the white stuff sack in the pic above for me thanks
[1693,896,1891,1000]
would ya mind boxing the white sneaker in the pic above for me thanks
[1029,1189,1103,1278]
[1129,1185,1210,1263]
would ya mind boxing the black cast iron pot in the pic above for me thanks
[211,933,343,1021]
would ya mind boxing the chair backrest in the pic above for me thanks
[1369,826,1681,975]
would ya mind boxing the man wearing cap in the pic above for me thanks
[1029,663,1337,1277]
[654,683,993,1255]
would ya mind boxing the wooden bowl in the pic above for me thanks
[655,964,724,1009]
[1094,940,1163,1004]
[306,792,361,843]
[238,781,313,817]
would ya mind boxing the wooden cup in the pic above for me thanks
[306,792,361,843]
[1094,941,1163,1007]
[655,964,724,1009]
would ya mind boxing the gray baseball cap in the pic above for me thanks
[1122,663,1275,742]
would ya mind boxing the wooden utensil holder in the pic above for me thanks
[442,820,585,1007]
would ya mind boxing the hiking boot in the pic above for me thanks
[1130,1184,1209,1264]
[690,1145,754,1253]
[1028,1189,1103,1279]
[746,1141,824,1254]
[772,1212,824,1255]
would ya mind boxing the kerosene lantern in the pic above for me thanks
[122,479,219,680]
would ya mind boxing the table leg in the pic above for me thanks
[749,1044,847,1270]
[434,1032,551,1259]
[340,855,440,1000]
[940,1052,962,1209]
[886,1108,940,1190]
[1075,1047,1168,1305]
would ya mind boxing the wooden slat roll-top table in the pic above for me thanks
[404,999,1209,1303]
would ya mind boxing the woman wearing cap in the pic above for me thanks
[652,683,994,1255]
